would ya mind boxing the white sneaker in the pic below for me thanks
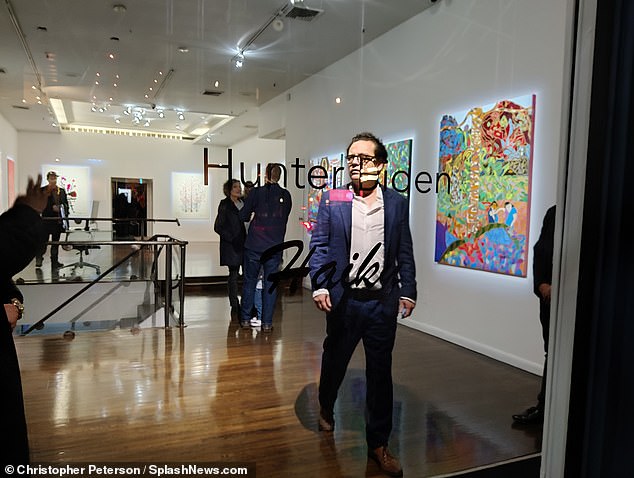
[250,317,262,327]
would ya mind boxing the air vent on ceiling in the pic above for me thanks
[203,90,223,96]
[12,105,30,110]
[284,1,323,21]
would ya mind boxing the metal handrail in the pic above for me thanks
[22,234,188,335]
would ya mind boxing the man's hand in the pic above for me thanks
[313,293,332,313]
[4,303,19,331]
[538,283,552,303]
[398,298,416,319]
[14,175,47,213]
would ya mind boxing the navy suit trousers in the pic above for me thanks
[319,296,397,449]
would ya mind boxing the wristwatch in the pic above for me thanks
[10,298,24,320]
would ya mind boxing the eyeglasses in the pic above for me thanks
[345,153,377,164]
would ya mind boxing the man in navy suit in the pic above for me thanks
[309,132,417,477]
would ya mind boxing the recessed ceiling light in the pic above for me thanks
[177,46,189,53]
[113,4,127,13]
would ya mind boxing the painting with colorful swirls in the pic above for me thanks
[434,94,535,277]
[383,139,413,199]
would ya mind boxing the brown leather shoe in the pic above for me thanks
[368,446,403,477]
[318,408,334,432]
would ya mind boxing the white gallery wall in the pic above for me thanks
[264,0,569,373]
[16,132,283,241]
[17,132,222,239]
[15,128,284,277]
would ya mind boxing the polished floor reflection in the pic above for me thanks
[15,289,542,477]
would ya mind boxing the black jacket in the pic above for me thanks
[533,205,556,298]
[239,183,292,253]
[0,202,45,465]
[214,197,246,267]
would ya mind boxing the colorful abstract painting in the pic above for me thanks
[306,157,332,224]
[434,94,535,276]
[383,139,413,199]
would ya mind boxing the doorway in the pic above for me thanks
[111,178,152,239]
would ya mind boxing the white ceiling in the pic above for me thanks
[0,0,438,146]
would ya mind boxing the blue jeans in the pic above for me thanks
[241,248,282,326]
[254,285,263,319]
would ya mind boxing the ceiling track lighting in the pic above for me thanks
[233,52,244,69]
[232,0,320,67]
[152,68,174,99]
[6,0,45,99]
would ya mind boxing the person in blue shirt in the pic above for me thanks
[238,163,292,332]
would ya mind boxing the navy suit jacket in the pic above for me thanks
[309,186,417,314]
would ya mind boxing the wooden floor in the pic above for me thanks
[15,288,542,477]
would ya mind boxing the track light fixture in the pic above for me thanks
[233,51,245,69]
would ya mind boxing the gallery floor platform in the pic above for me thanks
[15,287,542,477]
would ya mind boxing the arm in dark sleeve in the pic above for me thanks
[533,205,556,296]
[60,189,69,215]
[214,201,239,242]
[309,192,332,289]
[239,191,256,223]
[283,190,292,220]
[0,203,45,280]
[396,200,417,301]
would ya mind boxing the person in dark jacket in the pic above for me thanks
[513,205,556,425]
[214,179,246,317]
[1,174,47,466]
[238,163,292,332]
[35,171,69,269]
